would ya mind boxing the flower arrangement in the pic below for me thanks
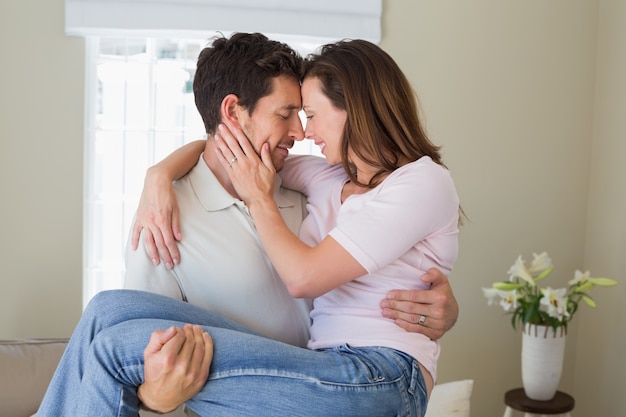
[483,252,617,332]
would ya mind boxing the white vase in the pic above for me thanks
[521,323,566,401]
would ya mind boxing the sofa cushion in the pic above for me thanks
[0,339,68,417]
[424,379,474,417]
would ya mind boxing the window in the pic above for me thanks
[83,36,323,305]
[70,0,382,306]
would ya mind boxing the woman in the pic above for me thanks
[40,39,459,417]
[212,38,459,402]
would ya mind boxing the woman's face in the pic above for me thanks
[301,77,347,165]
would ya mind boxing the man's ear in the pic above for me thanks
[220,94,243,131]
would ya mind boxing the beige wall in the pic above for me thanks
[0,0,84,338]
[1,0,623,416]
[576,0,626,416]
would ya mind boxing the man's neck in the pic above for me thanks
[202,137,240,199]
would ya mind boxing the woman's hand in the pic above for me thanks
[214,124,276,207]
[131,167,182,269]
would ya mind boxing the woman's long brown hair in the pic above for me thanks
[304,39,444,188]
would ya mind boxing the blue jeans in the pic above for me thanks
[38,290,427,417]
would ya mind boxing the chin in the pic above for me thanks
[325,156,340,165]
[272,158,286,172]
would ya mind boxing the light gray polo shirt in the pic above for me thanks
[124,156,312,347]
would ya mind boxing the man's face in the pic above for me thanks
[236,75,304,172]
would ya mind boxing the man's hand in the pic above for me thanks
[381,268,459,340]
[138,324,213,413]
[130,167,182,269]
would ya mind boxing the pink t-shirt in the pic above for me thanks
[280,155,459,381]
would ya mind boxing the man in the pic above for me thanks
[124,33,458,413]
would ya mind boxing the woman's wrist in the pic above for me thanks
[247,196,279,219]
[145,165,175,187]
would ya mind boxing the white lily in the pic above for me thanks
[507,255,536,286]
[568,269,589,286]
[482,287,500,306]
[483,287,518,311]
[528,252,553,276]
[483,288,499,306]
[484,251,617,331]
[540,287,570,321]
[499,291,518,312]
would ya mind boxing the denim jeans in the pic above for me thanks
[38,290,427,417]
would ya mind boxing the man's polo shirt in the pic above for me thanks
[124,156,311,347]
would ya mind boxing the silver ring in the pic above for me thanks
[418,315,426,325]
[229,157,237,167]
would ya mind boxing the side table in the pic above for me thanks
[503,388,575,417]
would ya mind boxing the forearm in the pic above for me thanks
[249,199,316,297]
[249,199,365,298]
[149,140,206,182]
[137,385,176,414]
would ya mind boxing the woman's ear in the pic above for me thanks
[220,94,242,130]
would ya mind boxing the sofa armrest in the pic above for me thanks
[0,339,68,417]
[0,338,190,417]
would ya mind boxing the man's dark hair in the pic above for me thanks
[193,32,304,134]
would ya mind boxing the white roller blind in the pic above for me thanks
[65,0,382,42]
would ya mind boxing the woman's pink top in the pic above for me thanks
[280,155,459,381]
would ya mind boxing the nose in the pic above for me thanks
[289,114,305,142]
[304,121,313,140]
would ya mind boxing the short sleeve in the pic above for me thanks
[328,158,459,273]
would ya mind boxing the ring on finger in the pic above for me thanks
[418,315,426,325]
[229,156,237,167]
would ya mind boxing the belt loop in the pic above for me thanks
[409,361,419,395]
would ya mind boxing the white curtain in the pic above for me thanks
[65,0,382,43]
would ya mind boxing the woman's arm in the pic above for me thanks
[248,196,366,298]
[216,124,459,299]
[131,140,206,267]
[215,125,366,298]
[280,154,329,195]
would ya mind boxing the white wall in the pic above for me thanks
[1,0,623,416]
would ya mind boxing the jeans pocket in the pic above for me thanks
[334,344,404,384]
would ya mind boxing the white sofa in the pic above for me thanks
[0,339,472,417]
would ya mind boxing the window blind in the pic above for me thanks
[65,0,382,43]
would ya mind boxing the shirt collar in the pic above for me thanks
[188,155,295,212]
